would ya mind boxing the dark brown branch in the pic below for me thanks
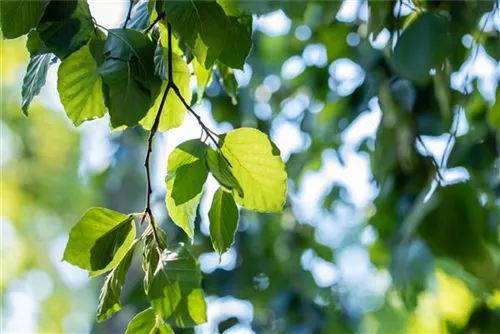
[144,11,166,34]
[123,0,134,29]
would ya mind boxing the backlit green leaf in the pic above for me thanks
[125,308,174,334]
[218,63,238,105]
[140,49,191,131]
[0,0,50,39]
[205,147,243,197]
[166,140,208,239]
[193,58,212,104]
[220,128,287,212]
[164,0,228,68]
[96,239,139,322]
[57,42,106,126]
[209,187,239,255]
[147,243,207,327]
[21,54,51,116]
[37,0,94,59]
[98,29,161,128]
[391,12,451,84]
[63,207,136,275]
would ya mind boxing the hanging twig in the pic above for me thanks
[123,0,134,29]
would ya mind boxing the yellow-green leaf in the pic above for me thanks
[125,308,174,334]
[193,58,212,104]
[57,42,106,126]
[96,240,139,322]
[220,128,287,212]
[140,51,192,131]
[63,207,136,276]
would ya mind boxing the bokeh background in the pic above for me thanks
[2,1,500,333]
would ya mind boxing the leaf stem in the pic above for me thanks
[141,20,222,248]
[144,11,166,35]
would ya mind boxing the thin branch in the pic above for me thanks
[439,8,495,170]
[167,22,173,81]
[144,11,166,35]
[123,0,134,29]
[416,134,444,183]
[170,84,221,149]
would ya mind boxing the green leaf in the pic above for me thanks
[0,0,50,39]
[193,58,212,104]
[220,128,287,212]
[57,41,106,126]
[218,63,238,105]
[37,0,94,59]
[98,29,161,128]
[418,183,499,288]
[165,140,209,239]
[391,12,451,84]
[164,0,228,68]
[488,87,500,131]
[96,239,139,322]
[26,30,50,56]
[41,0,78,22]
[368,0,390,38]
[21,54,51,116]
[63,207,136,275]
[209,187,239,255]
[217,14,252,69]
[205,147,243,197]
[126,0,152,30]
[125,308,174,334]
[147,243,207,327]
[142,228,168,293]
[140,49,192,131]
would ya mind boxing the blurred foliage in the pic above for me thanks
[2,0,500,333]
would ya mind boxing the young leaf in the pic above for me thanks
[140,49,192,131]
[193,58,212,104]
[37,0,94,59]
[142,228,168,293]
[63,207,136,275]
[391,12,451,84]
[0,0,50,39]
[98,29,161,128]
[163,0,228,68]
[220,128,287,212]
[124,0,151,30]
[165,140,209,239]
[57,41,106,126]
[147,243,207,327]
[218,64,238,105]
[21,54,51,116]
[125,308,174,334]
[205,147,243,197]
[209,187,239,255]
[96,239,139,322]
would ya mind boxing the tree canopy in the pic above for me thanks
[1,0,500,333]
